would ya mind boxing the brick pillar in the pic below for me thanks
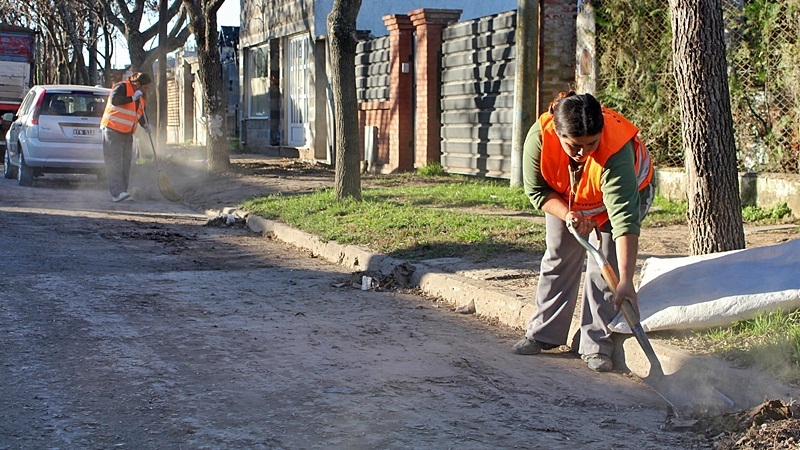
[383,14,415,172]
[409,9,462,169]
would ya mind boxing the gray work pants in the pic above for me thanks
[525,213,619,357]
[102,127,134,197]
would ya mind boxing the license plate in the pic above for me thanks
[73,128,95,136]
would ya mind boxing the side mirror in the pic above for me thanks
[1,112,14,122]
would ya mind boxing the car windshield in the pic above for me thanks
[40,92,107,118]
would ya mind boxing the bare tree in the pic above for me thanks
[668,0,745,254]
[100,0,191,74]
[2,0,93,84]
[57,1,90,83]
[1,0,167,86]
[327,0,362,201]
[181,0,229,173]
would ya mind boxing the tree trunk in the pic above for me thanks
[668,0,745,255]
[182,0,229,173]
[88,15,98,86]
[197,17,230,173]
[510,0,539,187]
[328,0,362,201]
[158,0,168,161]
[103,23,113,86]
[128,33,148,73]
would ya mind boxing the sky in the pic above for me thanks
[217,0,241,27]
[112,0,241,69]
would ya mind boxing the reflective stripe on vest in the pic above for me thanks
[538,108,654,225]
[100,81,144,134]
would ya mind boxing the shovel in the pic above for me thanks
[566,221,733,417]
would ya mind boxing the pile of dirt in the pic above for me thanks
[692,400,800,449]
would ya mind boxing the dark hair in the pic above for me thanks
[548,91,604,138]
[129,72,152,86]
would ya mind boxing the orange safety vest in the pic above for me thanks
[538,108,653,226]
[101,80,145,134]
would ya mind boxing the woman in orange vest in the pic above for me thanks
[512,91,654,372]
[101,72,153,202]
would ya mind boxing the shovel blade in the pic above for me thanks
[627,318,734,416]
[644,371,734,417]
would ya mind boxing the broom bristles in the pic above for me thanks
[158,171,182,202]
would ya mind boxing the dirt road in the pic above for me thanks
[0,167,709,447]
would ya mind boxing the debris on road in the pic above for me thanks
[691,399,799,449]
[453,299,476,314]
[347,262,417,292]
[206,211,248,228]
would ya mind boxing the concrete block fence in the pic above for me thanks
[354,2,576,176]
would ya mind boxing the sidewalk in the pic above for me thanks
[205,203,796,415]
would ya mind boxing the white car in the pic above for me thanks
[3,84,111,186]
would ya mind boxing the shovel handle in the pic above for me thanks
[594,232,662,374]
[569,221,618,294]
[599,262,644,325]
[600,253,643,319]
[568,221,664,374]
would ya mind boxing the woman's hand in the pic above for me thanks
[565,210,594,236]
[615,233,640,313]
[614,278,638,312]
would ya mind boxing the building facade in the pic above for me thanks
[238,0,518,162]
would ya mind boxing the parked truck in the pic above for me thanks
[0,24,35,158]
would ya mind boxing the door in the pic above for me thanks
[286,34,310,147]
[6,88,37,160]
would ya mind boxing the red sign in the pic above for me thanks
[0,33,34,61]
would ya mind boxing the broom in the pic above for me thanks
[142,109,182,202]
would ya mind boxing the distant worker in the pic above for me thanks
[512,91,654,372]
[100,72,152,202]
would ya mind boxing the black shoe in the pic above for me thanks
[512,338,556,355]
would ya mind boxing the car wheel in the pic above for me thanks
[17,151,34,187]
[3,147,18,179]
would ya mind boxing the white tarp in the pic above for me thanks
[609,238,800,333]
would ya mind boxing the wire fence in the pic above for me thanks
[595,0,800,174]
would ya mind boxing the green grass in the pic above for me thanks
[240,175,796,261]
[415,162,448,177]
[644,199,796,226]
[742,202,793,223]
[241,187,546,261]
[362,172,535,211]
[669,309,800,384]
[369,181,534,212]
[643,196,687,227]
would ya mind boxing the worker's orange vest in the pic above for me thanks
[538,108,653,226]
[101,81,145,134]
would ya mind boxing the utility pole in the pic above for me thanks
[158,0,168,151]
[510,0,539,186]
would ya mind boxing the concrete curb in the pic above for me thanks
[238,211,536,330]
[211,207,797,412]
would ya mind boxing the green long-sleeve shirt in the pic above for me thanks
[522,121,652,240]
